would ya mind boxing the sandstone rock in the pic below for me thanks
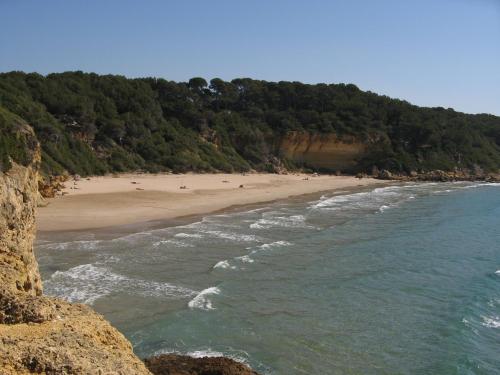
[0,124,151,375]
[0,297,150,374]
[280,131,366,172]
[0,126,42,297]
[38,174,68,198]
[377,169,393,180]
[486,174,500,182]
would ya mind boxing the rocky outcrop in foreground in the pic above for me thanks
[0,124,259,374]
[0,125,150,374]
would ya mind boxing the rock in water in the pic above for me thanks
[144,354,260,375]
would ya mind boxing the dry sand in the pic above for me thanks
[37,173,386,232]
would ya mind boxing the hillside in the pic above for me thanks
[1,71,500,176]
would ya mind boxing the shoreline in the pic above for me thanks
[37,185,384,242]
[37,173,388,233]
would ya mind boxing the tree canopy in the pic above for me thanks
[1,71,499,175]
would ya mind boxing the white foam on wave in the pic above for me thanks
[495,270,500,275]
[378,205,390,213]
[213,260,237,270]
[174,232,204,239]
[153,239,194,248]
[187,349,226,358]
[182,216,241,230]
[250,214,310,230]
[236,255,254,263]
[154,347,249,365]
[202,230,260,242]
[44,264,196,305]
[372,186,405,194]
[256,240,292,251]
[311,191,370,209]
[460,182,500,190]
[37,240,101,251]
[310,184,424,212]
[188,287,221,310]
[481,315,500,329]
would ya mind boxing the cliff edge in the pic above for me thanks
[0,120,259,374]
[0,123,151,374]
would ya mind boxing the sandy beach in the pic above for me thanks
[37,173,386,232]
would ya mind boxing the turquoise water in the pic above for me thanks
[37,182,500,374]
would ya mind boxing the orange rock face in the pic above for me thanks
[280,131,367,172]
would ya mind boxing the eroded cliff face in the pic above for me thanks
[280,131,367,172]
[0,125,151,374]
[0,123,260,375]
[0,127,42,297]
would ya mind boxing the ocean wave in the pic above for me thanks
[44,264,196,305]
[153,347,249,365]
[250,214,310,230]
[153,239,194,248]
[174,232,204,238]
[188,287,221,310]
[182,216,241,230]
[310,185,423,212]
[487,298,500,308]
[95,255,121,265]
[378,205,391,213]
[112,231,159,244]
[236,255,254,263]
[434,189,453,194]
[311,191,369,209]
[213,260,237,270]
[37,240,101,251]
[481,315,500,329]
[459,182,500,190]
[202,230,260,242]
[256,240,292,251]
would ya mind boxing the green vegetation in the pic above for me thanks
[1,71,499,175]
[0,106,33,172]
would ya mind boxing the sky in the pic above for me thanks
[1,0,499,115]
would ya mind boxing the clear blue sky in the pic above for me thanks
[1,0,499,115]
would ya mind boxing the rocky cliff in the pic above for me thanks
[0,124,151,374]
[280,131,367,172]
[0,124,42,298]
[0,123,259,374]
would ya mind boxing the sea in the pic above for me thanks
[36,182,500,375]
